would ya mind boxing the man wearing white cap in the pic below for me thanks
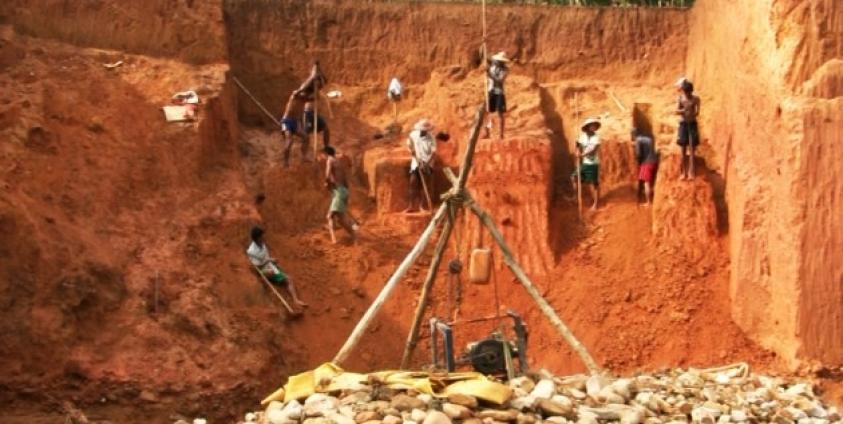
[486,51,509,140]
[571,118,602,210]
[405,119,437,213]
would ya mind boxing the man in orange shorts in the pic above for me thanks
[632,128,658,206]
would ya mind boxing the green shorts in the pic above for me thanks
[263,262,287,284]
[330,185,349,213]
[573,163,600,185]
[269,271,287,285]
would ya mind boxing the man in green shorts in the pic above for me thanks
[571,117,602,210]
[246,226,307,307]
[321,146,359,244]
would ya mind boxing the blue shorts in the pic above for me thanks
[281,117,299,133]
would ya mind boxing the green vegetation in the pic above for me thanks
[399,0,693,7]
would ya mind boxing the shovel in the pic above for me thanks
[252,264,303,319]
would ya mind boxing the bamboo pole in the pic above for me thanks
[252,264,298,315]
[312,2,319,158]
[333,202,449,365]
[442,169,603,375]
[231,76,283,130]
[457,105,487,191]
[574,97,582,216]
[400,218,453,369]
[482,0,489,114]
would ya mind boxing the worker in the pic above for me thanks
[303,101,330,147]
[571,117,602,211]
[387,77,403,124]
[387,77,403,102]
[486,51,509,140]
[404,119,437,213]
[292,61,327,102]
[321,146,358,244]
[280,94,307,166]
[632,128,659,206]
[675,77,701,180]
[246,226,308,307]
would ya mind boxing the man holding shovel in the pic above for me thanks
[404,119,438,213]
[247,226,308,308]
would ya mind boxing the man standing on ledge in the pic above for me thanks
[405,119,437,213]
[571,118,602,211]
[675,77,701,180]
[486,51,509,140]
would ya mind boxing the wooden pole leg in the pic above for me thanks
[400,218,454,369]
[333,203,449,365]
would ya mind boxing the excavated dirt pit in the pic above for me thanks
[0,0,841,422]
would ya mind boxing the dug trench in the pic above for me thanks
[0,0,841,422]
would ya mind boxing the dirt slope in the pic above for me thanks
[687,0,843,368]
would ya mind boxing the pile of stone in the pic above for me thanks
[240,365,840,424]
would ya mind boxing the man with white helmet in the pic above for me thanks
[405,119,438,213]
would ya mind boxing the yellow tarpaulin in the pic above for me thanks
[264,363,513,405]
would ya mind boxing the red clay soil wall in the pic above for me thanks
[686,0,842,368]
[224,0,687,121]
[0,0,226,64]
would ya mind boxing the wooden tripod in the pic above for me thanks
[332,105,604,376]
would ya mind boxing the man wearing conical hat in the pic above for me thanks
[571,117,602,210]
[485,51,510,140]
[404,119,438,213]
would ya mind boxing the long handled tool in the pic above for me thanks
[482,0,489,110]
[574,92,583,219]
[409,144,435,211]
[252,263,302,318]
[232,76,283,130]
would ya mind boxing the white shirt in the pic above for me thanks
[388,78,403,98]
[246,241,271,267]
[487,63,508,94]
[577,133,600,165]
[407,129,436,171]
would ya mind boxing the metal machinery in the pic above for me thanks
[430,310,528,378]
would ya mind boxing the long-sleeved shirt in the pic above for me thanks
[407,129,436,171]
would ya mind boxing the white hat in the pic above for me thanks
[413,119,434,132]
[490,51,510,63]
[675,76,689,88]
[581,117,601,131]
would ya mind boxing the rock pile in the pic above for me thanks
[239,365,840,424]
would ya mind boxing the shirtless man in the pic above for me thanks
[280,94,307,166]
[675,78,701,180]
[292,61,327,102]
[321,146,358,244]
